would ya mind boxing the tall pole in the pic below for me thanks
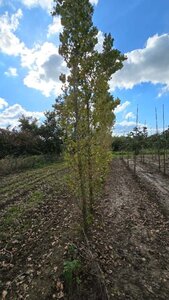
[163,104,165,133]
[155,107,158,134]
[134,105,139,175]
[136,104,139,133]
[163,104,166,174]
[155,107,160,171]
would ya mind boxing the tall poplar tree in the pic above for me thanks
[53,0,126,231]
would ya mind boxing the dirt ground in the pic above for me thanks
[137,154,169,176]
[0,162,79,299]
[0,159,169,299]
[89,159,169,299]
[125,157,169,214]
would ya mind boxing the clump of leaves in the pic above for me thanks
[63,243,81,293]
[63,259,81,288]
[87,213,94,226]
[67,243,77,257]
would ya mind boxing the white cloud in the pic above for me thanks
[5,67,18,77]
[20,0,52,11]
[110,34,169,96]
[0,97,8,110]
[1,103,42,119]
[113,120,145,136]
[47,16,62,37]
[95,31,104,52]
[0,9,25,56]
[0,10,66,97]
[117,120,137,127]
[0,3,100,99]
[114,101,130,114]
[158,85,169,97]
[0,103,44,128]
[23,42,67,97]
[90,0,99,5]
[125,112,135,120]
[20,0,98,10]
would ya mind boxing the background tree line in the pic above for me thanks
[112,126,169,153]
[0,109,63,159]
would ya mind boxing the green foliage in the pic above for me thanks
[0,113,63,159]
[39,111,63,155]
[0,154,59,175]
[3,205,22,226]
[112,136,129,152]
[87,212,94,225]
[2,190,44,228]
[63,259,81,288]
[28,191,44,207]
[67,243,77,256]
[52,0,125,231]
[63,243,81,289]
[0,162,65,241]
[18,115,39,134]
[112,127,169,154]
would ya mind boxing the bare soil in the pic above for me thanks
[1,159,169,299]
[125,157,169,214]
[0,162,79,300]
[88,159,169,299]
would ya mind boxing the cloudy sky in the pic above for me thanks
[0,0,169,134]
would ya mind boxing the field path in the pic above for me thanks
[89,158,169,300]
[124,158,169,214]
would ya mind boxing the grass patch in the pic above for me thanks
[3,205,23,226]
[0,190,44,235]
[28,191,44,208]
[0,162,65,199]
[0,154,62,176]
[0,161,66,241]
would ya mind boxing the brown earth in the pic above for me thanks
[0,159,169,299]
[88,159,169,299]
[0,163,80,300]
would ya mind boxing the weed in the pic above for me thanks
[1,191,44,234]
[67,243,77,256]
[0,155,62,176]
[87,213,94,226]
[63,259,81,288]
[28,191,44,207]
[63,243,81,294]
[4,205,22,226]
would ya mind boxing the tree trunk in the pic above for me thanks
[86,100,94,214]
[73,65,88,232]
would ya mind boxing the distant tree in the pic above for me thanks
[39,111,63,155]
[129,126,148,155]
[16,116,42,155]
[0,128,12,158]
[18,115,39,135]
[112,136,128,152]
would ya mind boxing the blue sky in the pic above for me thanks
[0,0,169,135]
